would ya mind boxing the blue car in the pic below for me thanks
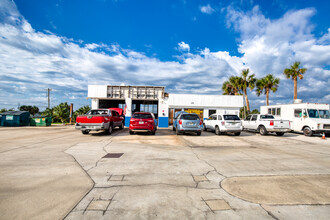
[173,112,202,136]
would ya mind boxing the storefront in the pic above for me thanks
[88,85,243,128]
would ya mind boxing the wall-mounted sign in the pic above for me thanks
[185,109,203,114]
[6,115,13,120]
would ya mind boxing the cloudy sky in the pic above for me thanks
[0,0,329,111]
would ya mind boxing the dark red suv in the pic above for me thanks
[129,112,157,135]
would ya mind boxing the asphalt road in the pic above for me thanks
[0,126,329,219]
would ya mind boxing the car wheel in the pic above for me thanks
[276,132,284,136]
[151,130,156,135]
[107,124,113,134]
[303,127,313,137]
[259,126,267,136]
[234,132,241,136]
[82,130,89,135]
[197,131,201,136]
[172,126,175,131]
[129,130,134,135]
[203,124,207,131]
[119,121,124,129]
[215,126,220,135]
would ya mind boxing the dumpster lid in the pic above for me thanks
[1,111,29,115]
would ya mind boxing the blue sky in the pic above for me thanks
[0,0,329,111]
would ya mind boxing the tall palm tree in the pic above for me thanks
[240,69,256,112]
[222,76,242,95]
[283,61,307,100]
[256,74,280,106]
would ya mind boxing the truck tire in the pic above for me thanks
[82,130,89,135]
[215,126,221,135]
[276,132,284,136]
[259,126,268,135]
[119,121,124,129]
[303,127,313,137]
[234,132,241,136]
[203,124,207,131]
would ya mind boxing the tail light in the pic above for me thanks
[221,121,225,126]
[199,120,202,125]
[179,120,182,125]
[289,121,291,126]
[270,120,274,126]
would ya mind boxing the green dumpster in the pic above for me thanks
[0,111,30,126]
[30,116,52,126]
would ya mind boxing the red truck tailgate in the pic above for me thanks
[76,116,105,123]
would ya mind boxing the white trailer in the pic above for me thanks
[260,102,330,136]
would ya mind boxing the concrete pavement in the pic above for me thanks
[0,126,330,219]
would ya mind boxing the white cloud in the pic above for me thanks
[200,4,215,15]
[0,1,243,109]
[226,5,330,107]
[177,41,190,52]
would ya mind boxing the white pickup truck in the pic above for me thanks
[242,114,291,136]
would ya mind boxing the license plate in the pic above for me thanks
[139,121,144,124]
[189,122,194,125]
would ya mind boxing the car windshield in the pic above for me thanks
[318,110,330,119]
[307,109,320,118]
[223,115,240,120]
[260,115,275,119]
[87,110,108,115]
[133,113,153,119]
[181,114,199,120]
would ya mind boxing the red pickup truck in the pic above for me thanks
[75,109,124,135]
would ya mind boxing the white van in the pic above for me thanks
[260,102,330,136]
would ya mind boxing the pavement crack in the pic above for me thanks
[260,204,279,220]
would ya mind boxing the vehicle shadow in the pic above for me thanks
[118,128,175,136]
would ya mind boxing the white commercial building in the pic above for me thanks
[88,85,243,127]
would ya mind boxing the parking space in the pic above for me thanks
[0,126,329,219]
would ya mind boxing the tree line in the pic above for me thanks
[222,61,307,113]
[0,103,91,124]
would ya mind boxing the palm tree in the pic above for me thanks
[283,61,307,100]
[240,69,256,112]
[73,105,91,122]
[256,74,280,106]
[222,76,242,95]
[53,102,70,123]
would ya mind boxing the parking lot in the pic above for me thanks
[0,126,329,220]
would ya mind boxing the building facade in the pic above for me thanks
[88,85,243,128]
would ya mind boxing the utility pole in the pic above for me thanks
[44,88,52,109]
